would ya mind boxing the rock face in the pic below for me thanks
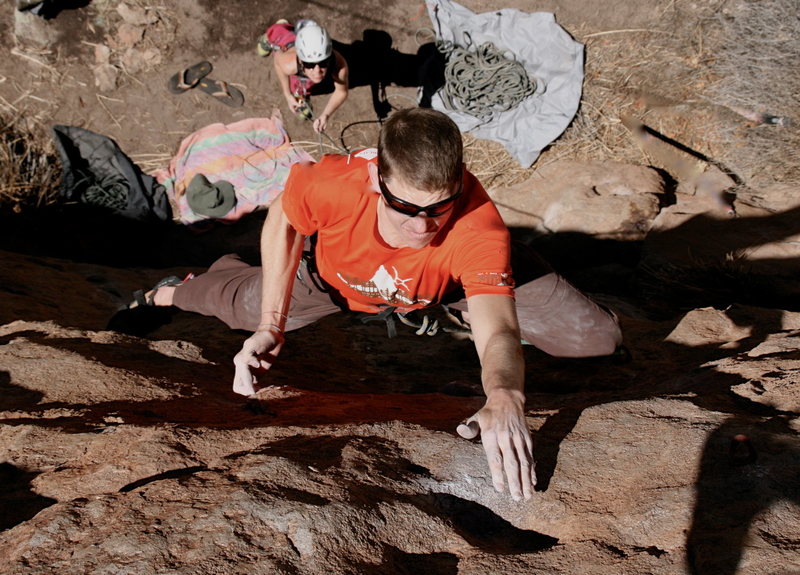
[2,225,800,575]
[2,145,800,573]
[489,160,663,241]
[640,198,800,310]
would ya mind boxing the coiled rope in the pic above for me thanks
[435,31,536,121]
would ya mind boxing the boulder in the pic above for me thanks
[488,160,664,241]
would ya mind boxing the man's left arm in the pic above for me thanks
[460,293,536,501]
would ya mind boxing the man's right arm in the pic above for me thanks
[232,194,305,395]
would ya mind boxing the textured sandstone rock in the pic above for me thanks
[488,160,663,240]
[2,313,798,575]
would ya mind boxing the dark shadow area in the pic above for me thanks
[119,465,209,493]
[418,492,559,554]
[368,545,459,575]
[0,204,265,269]
[638,205,800,316]
[509,227,645,305]
[230,435,350,472]
[105,305,181,338]
[0,462,58,530]
[17,0,91,20]
[307,29,444,122]
[234,436,432,491]
[269,486,330,506]
[686,415,800,575]
[0,369,44,411]
[529,407,583,492]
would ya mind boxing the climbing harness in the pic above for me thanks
[431,6,537,121]
[397,311,443,337]
[360,307,440,338]
[359,305,473,339]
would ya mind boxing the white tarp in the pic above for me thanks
[426,0,584,168]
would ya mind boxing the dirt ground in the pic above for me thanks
[0,0,718,170]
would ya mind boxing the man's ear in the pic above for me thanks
[367,161,380,192]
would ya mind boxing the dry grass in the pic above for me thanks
[460,0,798,191]
[463,134,531,188]
[704,0,800,186]
[127,152,173,174]
[0,116,60,213]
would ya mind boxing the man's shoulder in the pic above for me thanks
[315,149,375,174]
[285,152,373,212]
[458,172,506,229]
[298,151,373,190]
[290,151,370,179]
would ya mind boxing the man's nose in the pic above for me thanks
[408,214,436,232]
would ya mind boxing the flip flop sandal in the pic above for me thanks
[167,61,213,94]
[128,275,183,309]
[197,77,245,107]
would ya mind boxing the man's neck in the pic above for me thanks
[375,201,404,249]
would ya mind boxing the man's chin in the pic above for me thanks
[404,234,436,249]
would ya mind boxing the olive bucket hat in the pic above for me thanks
[186,173,237,218]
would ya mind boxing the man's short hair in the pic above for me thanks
[378,108,463,192]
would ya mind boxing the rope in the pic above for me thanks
[339,119,382,152]
[296,101,349,155]
[317,126,349,155]
[436,31,536,121]
[428,3,536,122]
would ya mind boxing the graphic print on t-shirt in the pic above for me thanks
[337,265,432,308]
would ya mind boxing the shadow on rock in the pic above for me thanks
[328,29,444,123]
[252,435,557,556]
[0,369,44,411]
[360,545,459,575]
[687,415,800,575]
[0,462,57,530]
[416,492,559,554]
[0,204,265,269]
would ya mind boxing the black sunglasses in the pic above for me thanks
[300,56,331,70]
[377,171,462,218]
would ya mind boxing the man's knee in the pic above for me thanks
[515,273,623,358]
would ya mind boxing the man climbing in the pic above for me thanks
[258,19,349,133]
[134,109,622,502]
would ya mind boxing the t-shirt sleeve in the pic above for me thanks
[457,224,515,299]
[452,178,515,300]
[281,161,324,236]
[281,156,364,236]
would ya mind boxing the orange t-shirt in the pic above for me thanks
[281,150,514,313]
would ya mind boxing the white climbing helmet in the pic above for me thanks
[295,20,332,63]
